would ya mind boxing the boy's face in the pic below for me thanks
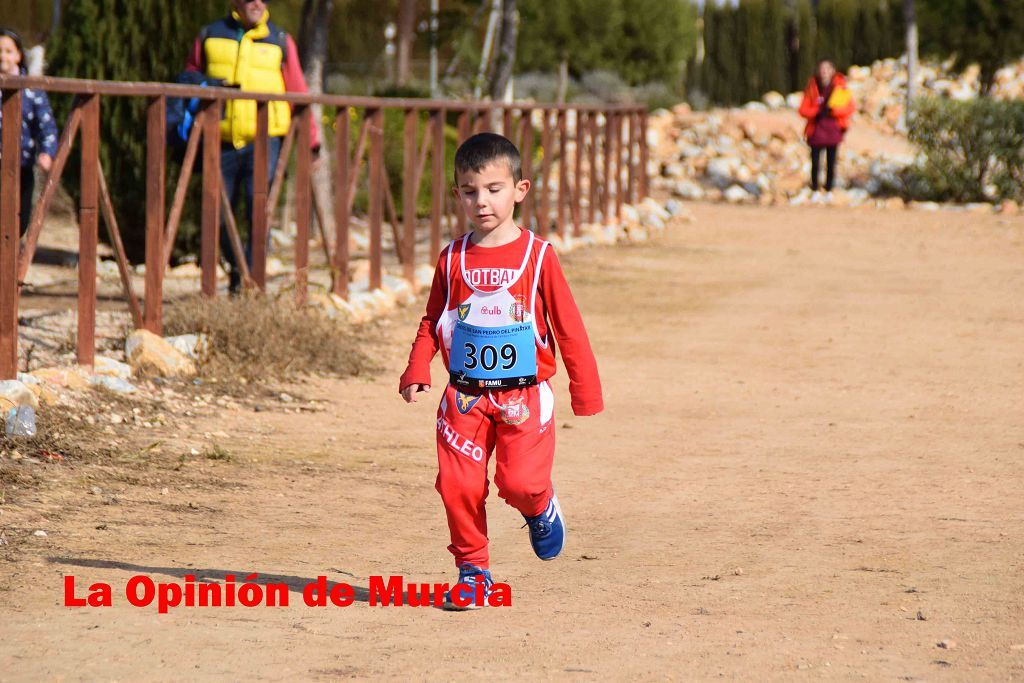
[454,160,530,234]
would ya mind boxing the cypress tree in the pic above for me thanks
[763,0,789,93]
[795,0,816,90]
[853,0,882,67]
[740,0,766,99]
[47,0,226,262]
[719,3,742,103]
[816,0,860,70]
[701,1,720,103]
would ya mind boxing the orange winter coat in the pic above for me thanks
[798,73,855,140]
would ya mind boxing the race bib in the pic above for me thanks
[450,320,537,389]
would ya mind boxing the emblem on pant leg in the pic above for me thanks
[500,396,530,425]
[455,391,480,414]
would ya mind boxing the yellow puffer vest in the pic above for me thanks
[202,10,291,148]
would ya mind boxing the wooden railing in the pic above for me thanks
[0,74,648,379]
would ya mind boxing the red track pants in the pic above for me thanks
[435,380,556,569]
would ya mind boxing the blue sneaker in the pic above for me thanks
[443,564,494,611]
[522,494,565,560]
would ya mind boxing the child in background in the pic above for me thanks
[399,133,603,610]
[0,28,58,236]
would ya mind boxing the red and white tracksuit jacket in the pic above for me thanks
[399,227,603,568]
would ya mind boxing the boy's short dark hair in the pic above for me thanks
[454,133,522,184]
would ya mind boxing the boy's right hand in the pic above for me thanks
[400,384,431,403]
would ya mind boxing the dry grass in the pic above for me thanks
[162,293,378,382]
[0,402,120,465]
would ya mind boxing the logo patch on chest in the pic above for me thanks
[457,303,472,321]
[509,294,528,322]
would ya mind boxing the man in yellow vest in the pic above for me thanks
[186,0,320,292]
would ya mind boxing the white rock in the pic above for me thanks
[90,375,138,394]
[677,143,704,159]
[742,101,768,112]
[641,214,665,231]
[93,356,132,380]
[664,199,686,217]
[724,185,753,204]
[414,263,436,291]
[125,330,198,379]
[672,179,705,200]
[166,333,207,360]
[380,274,416,306]
[706,156,742,185]
[621,204,640,224]
[270,228,293,249]
[762,91,786,109]
[265,257,288,278]
[640,197,671,221]
[97,259,121,280]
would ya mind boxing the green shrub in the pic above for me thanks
[902,98,1024,203]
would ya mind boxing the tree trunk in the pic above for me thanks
[556,57,569,104]
[429,0,440,97]
[903,0,917,128]
[397,0,417,86]
[475,0,503,99]
[50,0,62,38]
[299,0,335,243]
[489,0,518,102]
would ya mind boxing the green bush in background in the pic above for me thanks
[901,98,1024,203]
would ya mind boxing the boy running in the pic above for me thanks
[399,133,603,610]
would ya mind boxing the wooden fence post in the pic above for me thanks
[368,107,383,290]
[333,107,350,298]
[0,88,22,379]
[294,106,312,306]
[402,108,418,283]
[201,99,222,297]
[78,94,100,367]
[430,108,445,261]
[144,95,166,333]
[252,102,270,290]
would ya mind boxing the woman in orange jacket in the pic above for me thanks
[798,59,855,202]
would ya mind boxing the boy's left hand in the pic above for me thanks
[37,153,52,172]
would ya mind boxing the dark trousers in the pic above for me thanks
[219,136,282,289]
[19,165,34,237]
[810,145,837,192]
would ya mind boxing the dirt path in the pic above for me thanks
[2,203,1023,680]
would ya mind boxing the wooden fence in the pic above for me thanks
[0,74,648,379]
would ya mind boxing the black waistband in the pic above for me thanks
[449,371,537,390]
